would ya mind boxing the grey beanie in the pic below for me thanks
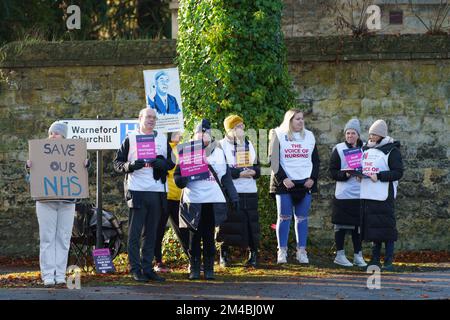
[369,119,388,138]
[344,118,361,136]
[48,121,68,138]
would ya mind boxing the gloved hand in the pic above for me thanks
[152,156,169,182]
[152,156,169,172]
[128,159,145,171]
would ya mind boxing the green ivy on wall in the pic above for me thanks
[177,0,296,132]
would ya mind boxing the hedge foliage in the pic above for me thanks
[176,0,295,132]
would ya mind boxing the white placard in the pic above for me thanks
[143,67,184,133]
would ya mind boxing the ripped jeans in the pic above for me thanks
[276,193,312,249]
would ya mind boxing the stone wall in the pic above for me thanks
[169,0,450,38]
[0,35,449,256]
[289,37,450,251]
[284,0,450,37]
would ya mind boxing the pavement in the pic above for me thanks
[1,266,449,300]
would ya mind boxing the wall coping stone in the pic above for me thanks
[0,34,449,68]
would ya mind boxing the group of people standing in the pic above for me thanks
[29,107,403,286]
[329,118,403,271]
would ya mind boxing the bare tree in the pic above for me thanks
[323,0,379,36]
[409,0,450,34]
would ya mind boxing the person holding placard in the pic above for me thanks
[329,118,367,267]
[174,119,238,280]
[113,108,175,282]
[360,119,403,272]
[153,131,189,273]
[269,109,320,264]
[26,121,89,287]
[216,115,261,268]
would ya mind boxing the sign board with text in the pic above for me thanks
[63,119,139,150]
[28,139,89,200]
[178,140,209,182]
[93,248,116,274]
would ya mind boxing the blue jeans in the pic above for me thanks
[276,193,312,249]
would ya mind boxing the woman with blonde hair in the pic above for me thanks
[269,109,320,264]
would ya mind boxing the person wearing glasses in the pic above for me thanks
[217,115,261,268]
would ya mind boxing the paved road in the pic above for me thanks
[1,269,449,300]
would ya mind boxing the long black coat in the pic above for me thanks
[329,140,363,226]
[216,193,260,248]
[360,141,403,242]
[216,149,261,248]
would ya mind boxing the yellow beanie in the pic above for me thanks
[224,115,244,132]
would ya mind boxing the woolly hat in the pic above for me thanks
[369,119,388,138]
[223,115,244,133]
[48,121,68,138]
[344,118,361,136]
[194,119,211,135]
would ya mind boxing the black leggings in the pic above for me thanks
[189,203,216,258]
[335,228,362,253]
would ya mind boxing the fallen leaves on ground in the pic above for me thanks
[1,250,449,288]
[395,251,450,263]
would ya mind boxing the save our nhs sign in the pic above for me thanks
[62,120,139,150]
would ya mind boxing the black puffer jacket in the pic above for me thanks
[360,140,403,242]
[216,139,261,248]
[216,193,260,248]
[268,129,320,196]
[329,140,363,226]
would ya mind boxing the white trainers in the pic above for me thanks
[353,251,368,267]
[277,248,287,264]
[334,250,353,267]
[296,248,309,264]
[43,279,55,287]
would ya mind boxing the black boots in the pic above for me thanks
[245,250,258,268]
[188,256,201,280]
[382,255,395,272]
[219,247,229,268]
[203,256,215,280]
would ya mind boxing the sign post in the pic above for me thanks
[95,115,103,249]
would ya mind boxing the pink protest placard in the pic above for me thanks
[92,248,116,274]
[178,140,209,181]
[136,134,156,161]
[343,148,363,169]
